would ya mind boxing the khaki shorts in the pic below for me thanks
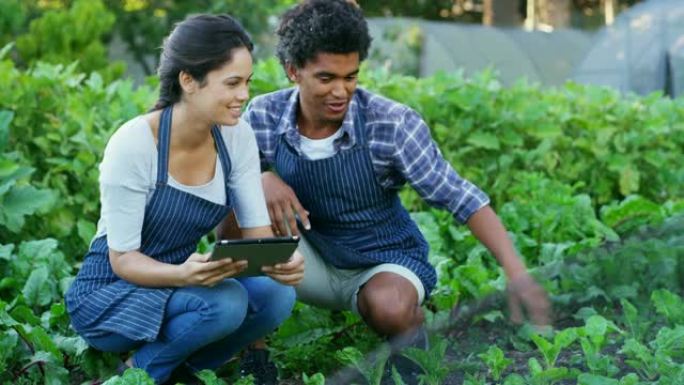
[294,235,426,314]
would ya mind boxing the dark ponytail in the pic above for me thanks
[152,14,253,111]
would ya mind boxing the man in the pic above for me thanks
[243,0,550,380]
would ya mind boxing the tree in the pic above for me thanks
[105,0,297,76]
[483,0,522,26]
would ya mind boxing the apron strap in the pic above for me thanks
[350,100,367,146]
[156,106,173,186]
[211,125,233,200]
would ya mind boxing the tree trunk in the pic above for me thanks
[483,0,522,27]
[604,0,617,25]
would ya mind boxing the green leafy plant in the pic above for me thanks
[578,315,622,376]
[651,289,684,326]
[15,0,125,80]
[478,345,512,381]
[526,357,574,385]
[302,372,326,385]
[102,368,155,385]
[335,345,390,385]
[530,328,578,369]
[401,338,455,385]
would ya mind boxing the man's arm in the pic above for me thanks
[243,94,311,236]
[392,108,550,325]
[466,205,550,325]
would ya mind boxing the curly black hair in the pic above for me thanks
[276,0,372,68]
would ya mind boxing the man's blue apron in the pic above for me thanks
[65,106,233,341]
[273,105,436,295]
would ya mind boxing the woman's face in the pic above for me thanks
[189,46,253,126]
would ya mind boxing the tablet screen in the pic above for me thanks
[210,236,299,278]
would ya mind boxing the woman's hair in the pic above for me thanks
[276,0,371,69]
[152,14,253,110]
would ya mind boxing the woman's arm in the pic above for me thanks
[241,225,305,286]
[109,249,247,287]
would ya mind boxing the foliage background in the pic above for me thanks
[1,1,683,384]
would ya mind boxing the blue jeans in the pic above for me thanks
[83,277,295,384]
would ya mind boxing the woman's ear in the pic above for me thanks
[178,71,197,94]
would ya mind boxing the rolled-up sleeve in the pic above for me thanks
[393,109,490,224]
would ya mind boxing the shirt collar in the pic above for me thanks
[278,87,360,150]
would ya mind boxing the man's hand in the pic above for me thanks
[262,250,305,286]
[179,252,248,287]
[506,272,551,327]
[262,171,310,236]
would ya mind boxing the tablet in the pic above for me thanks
[210,236,299,278]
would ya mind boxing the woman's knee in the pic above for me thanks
[179,280,249,336]
[241,277,296,325]
[266,283,296,325]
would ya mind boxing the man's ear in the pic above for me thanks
[285,63,299,83]
[178,71,197,94]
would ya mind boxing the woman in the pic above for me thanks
[65,14,304,384]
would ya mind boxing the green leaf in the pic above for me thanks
[0,42,14,60]
[53,335,89,356]
[77,218,96,246]
[478,346,512,381]
[555,328,579,349]
[0,331,17,375]
[18,238,60,260]
[22,266,54,307]
[9,304,40,326]
[585,315,608,339]
[530,334,556,368]
[302,372,326,385]
[28,351,69,385]
[390,366,408,385]
[528,357,543,375]
[530,123,562,139]
[102,368,156,385]
[0,185,55,232]
[335,346,364,368]
[466,132,500,150]
[619,373,639,385]
[28,326,63,362]
[620,299,643,340]
[503,373,526,385]
[0,243,13,260]
[653,326,684,359]
[0,110,13,152]
[652,289,684,325]
[195,369,228,385]
[0,301,19,327]
[577,373,619,385]
[618,166,640,196]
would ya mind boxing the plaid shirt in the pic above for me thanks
[244,87,490,224]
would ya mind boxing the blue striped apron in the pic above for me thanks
[65,106,233,341]
[274,107,436,295]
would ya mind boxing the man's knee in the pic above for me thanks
[357,272,423,336]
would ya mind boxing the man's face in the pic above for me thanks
[287,52,360,128]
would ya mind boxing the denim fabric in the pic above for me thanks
[83,277,295,384]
